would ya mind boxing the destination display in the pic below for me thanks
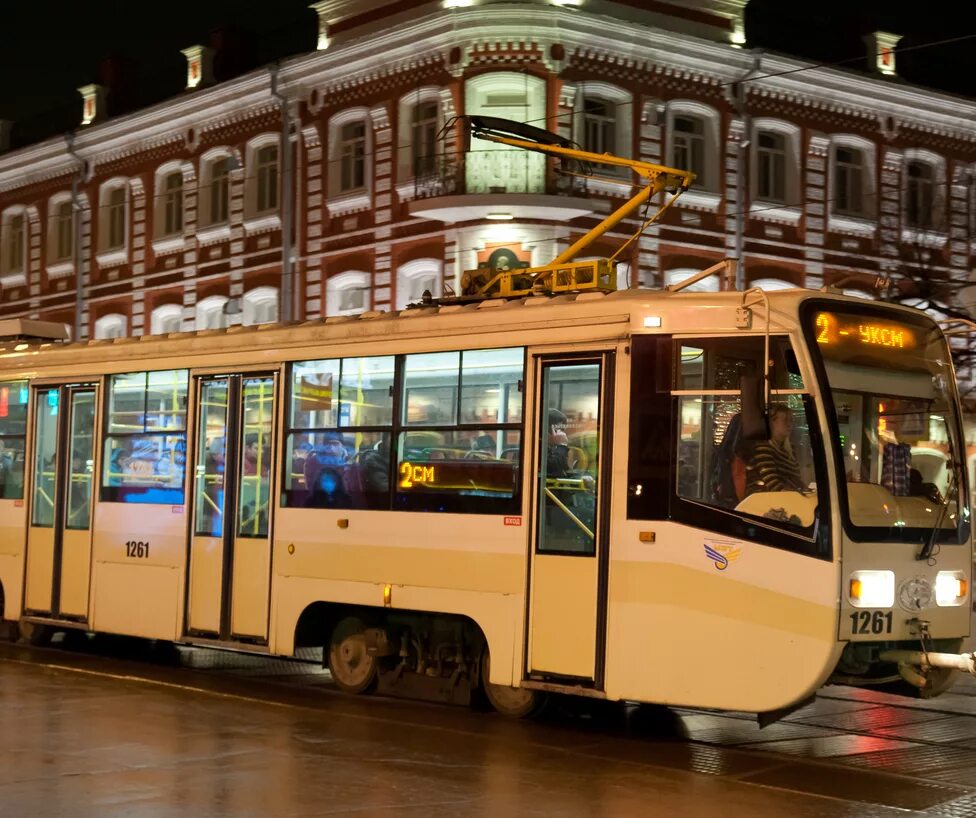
[814,311,918,351]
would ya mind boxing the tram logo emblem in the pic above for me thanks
[704,540,742,571]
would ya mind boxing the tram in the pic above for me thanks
[0,116,972,720]
[0,276,971,719]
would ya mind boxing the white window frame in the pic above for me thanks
[153,164,185,240]
[902,148,946,243]
[828,135,877,234]
[97,179,129,263]
[751,119,801,223]
[244,134,281,230]
[326,271,370,317]
[93,313,127,340]
[667,102,720,196]
[396,259,442,309]
[199,150,233,228]
[196,295,229,330]
[664,267,720,293]
[46,193,74,270]
[1,207,27,282]
[574,82,633,191]
[150,304,184,335]
[242,286,279,326]
[327,108,373,215]
[396,87,443,185]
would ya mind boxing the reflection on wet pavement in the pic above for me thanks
[6,638,976,816]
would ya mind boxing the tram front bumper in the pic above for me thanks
[880,649,976,687]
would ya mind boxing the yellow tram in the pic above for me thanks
[0,278,971,719]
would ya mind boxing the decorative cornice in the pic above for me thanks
[3,3,976,197]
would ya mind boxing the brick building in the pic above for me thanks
[0,0,974,348]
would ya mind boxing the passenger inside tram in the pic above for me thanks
[745,404,806,495]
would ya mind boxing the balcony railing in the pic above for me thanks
[411,150,591,200]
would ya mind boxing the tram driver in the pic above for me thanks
[745,404,805,495]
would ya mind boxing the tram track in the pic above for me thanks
[5,639,976,814]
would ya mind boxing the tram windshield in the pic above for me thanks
[807,305,967,543]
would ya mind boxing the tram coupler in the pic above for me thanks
[879,649,976,678]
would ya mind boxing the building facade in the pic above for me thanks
[0,0,974,352]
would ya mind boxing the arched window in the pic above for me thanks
[396,259,441,309]
[664,267,719,293]
[667,103,720,193]
[242,286,279,325]
[574,82,633,180]
[326,271,370,317]
[196,295,229,330]
[94,313,127,339]
[154,167,184,237]
[1,207,26,278]
[150,304,183,335]
[47,194,74,264]
[327,109,372,208]
[397,88,443,181]
[903,150,945,232]
[98,179,129,254]
[751,120,801,209]
[465,73,546,194]
[829,136,877,221]
[244,135,279,219]
[199,150,234,227]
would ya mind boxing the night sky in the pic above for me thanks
[1,1,974,149]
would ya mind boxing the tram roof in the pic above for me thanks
[0,287,927,377]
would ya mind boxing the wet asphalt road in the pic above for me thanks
[5,637,976,816]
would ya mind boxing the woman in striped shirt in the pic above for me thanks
[746,404,805,495]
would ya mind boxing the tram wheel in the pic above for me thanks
[327,617,378,694]
[480,648,544,718]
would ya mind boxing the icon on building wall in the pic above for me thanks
[462,244,533,295]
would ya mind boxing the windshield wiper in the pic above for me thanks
[917,425,959,562]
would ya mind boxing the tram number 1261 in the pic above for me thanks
[125,540,150,559]
[850,610,893,635]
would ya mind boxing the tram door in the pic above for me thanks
[527,355,612,683]
[24,385,98,619]
[186,373,277,642]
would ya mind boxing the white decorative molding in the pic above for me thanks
[901,227,948,249]
[45,261,75,279]
[96,249,129,268]
[196,224,232,246]
[326,191,372,217]
[676,189,721,212]
[828,214,877,238]
[151,235,187,256]
[749,202,802,226]
[242,214,282,235]
[0,272,26,288]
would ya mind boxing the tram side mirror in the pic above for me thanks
[739,373,769,441]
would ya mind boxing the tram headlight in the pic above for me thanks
[935,571,969,607]
[849,570,895,608]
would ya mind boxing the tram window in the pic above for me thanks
[290,358,340,428]
[394,429,522,514]
[101,370,188,504]
[284,349,524,514]
[678,337,802,392]
[672,334,819,536]
[284,355,395,509]
[403,351,460,425]
[286,430,391,510]
[460,347,524,423]
[0,380,28,499]
[339,357,395,427]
